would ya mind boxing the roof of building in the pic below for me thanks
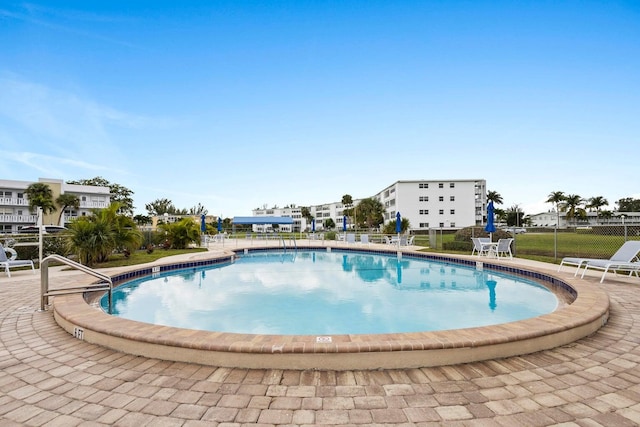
[232,216,294,225]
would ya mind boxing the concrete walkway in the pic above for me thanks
[1,246,640,426]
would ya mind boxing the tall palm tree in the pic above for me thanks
[486,191,503,205]
[563,194,584,227]
[586,196,608,225]
[55,193,80,226]
[546,191,566,228]
[24,183,56,217]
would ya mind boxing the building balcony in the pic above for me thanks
[0,197,30,207]
[79,201,110,209]
[0,214,38,223]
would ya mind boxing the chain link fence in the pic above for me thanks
[512,225,640,262]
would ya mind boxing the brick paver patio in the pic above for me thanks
[1,248,639,426]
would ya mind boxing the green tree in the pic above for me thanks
[300,207,313,230]
[616,198,640,212]
[586,196,608,224]
[486,190,503,205]
[506,205,524,227]
[563,194,585,226]
[133,214,152,226]
[55,193,80,226]
[546,191,566,228]
[145,198,177,216]
[67,202,142,266]
[354,197,384,230]
[188,203,208,215]
[24,183,56,216]
[159,218,200,249]
[383,218,410,234]
[67,177,135,215]
[324,218,335,229]
[341,194,354,227]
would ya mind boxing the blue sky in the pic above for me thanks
[1,1,639,217]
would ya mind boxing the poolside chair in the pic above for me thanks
[495,238,514,259]
[360,234,370,245]
[558,240,640,277]
[580,258,640,283]
[471,238,490,256]
[346,233,356,244]
[0,243,35,277]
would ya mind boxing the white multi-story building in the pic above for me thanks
[375,179,486,231]
[252,179,487,232]
[0,178,111,233]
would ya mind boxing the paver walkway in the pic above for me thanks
[1,248,640,426]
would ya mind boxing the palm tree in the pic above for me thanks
[486,191,503,205]
[24,183,56,217]
[563,194,584,227]
[159,218,200,249]
[55,193,80,226]
[546,191,566,228]
[67,202,142,265]
[354,197,385,230]
[341,194,354,228]
[586,196,608,225]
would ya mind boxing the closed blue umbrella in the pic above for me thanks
[343,215,347,232]
[396,212,402,248]
[200,214,206,233]
[312,218,315,232]
[485,201,496,241]
[217,217,222,232]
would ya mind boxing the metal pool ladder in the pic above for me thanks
[40,254,113,312]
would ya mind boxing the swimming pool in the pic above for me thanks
[102,249,558,335]
[53,243,609,370]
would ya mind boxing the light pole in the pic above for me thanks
[622,215,627,241]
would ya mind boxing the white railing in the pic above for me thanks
[0,214,38,223]
[0,197,29,206]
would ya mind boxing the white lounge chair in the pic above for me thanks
[0,243,35,277]
[558,241,640,277]
[346,233,356,244]
[581,258,640,283]
[495,238,513,259]
[360,234,370,245]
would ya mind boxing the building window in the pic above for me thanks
[439,209,444,215]
[439,222,445,227]
[439,183,444,188]
[419,222,429,228]
[419,183,429,189]
[450,183,455,188]
[439,196,444,202]
[450,209,455,214]
[419,196,429,202]
[419,209,429,215]
[450,195,455,201]
[450,222,455,227]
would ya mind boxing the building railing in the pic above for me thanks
[0,214,38,223]
[0,197,29,206]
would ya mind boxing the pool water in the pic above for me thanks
[102,250,558,335]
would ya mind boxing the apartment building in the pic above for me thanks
[252,179,486,232]
[375,179,486,231]
[0,178,111,233]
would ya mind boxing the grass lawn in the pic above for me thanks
[415,231,638,264]
[94,247,208,269]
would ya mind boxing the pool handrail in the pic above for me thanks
[40,254,113,312]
